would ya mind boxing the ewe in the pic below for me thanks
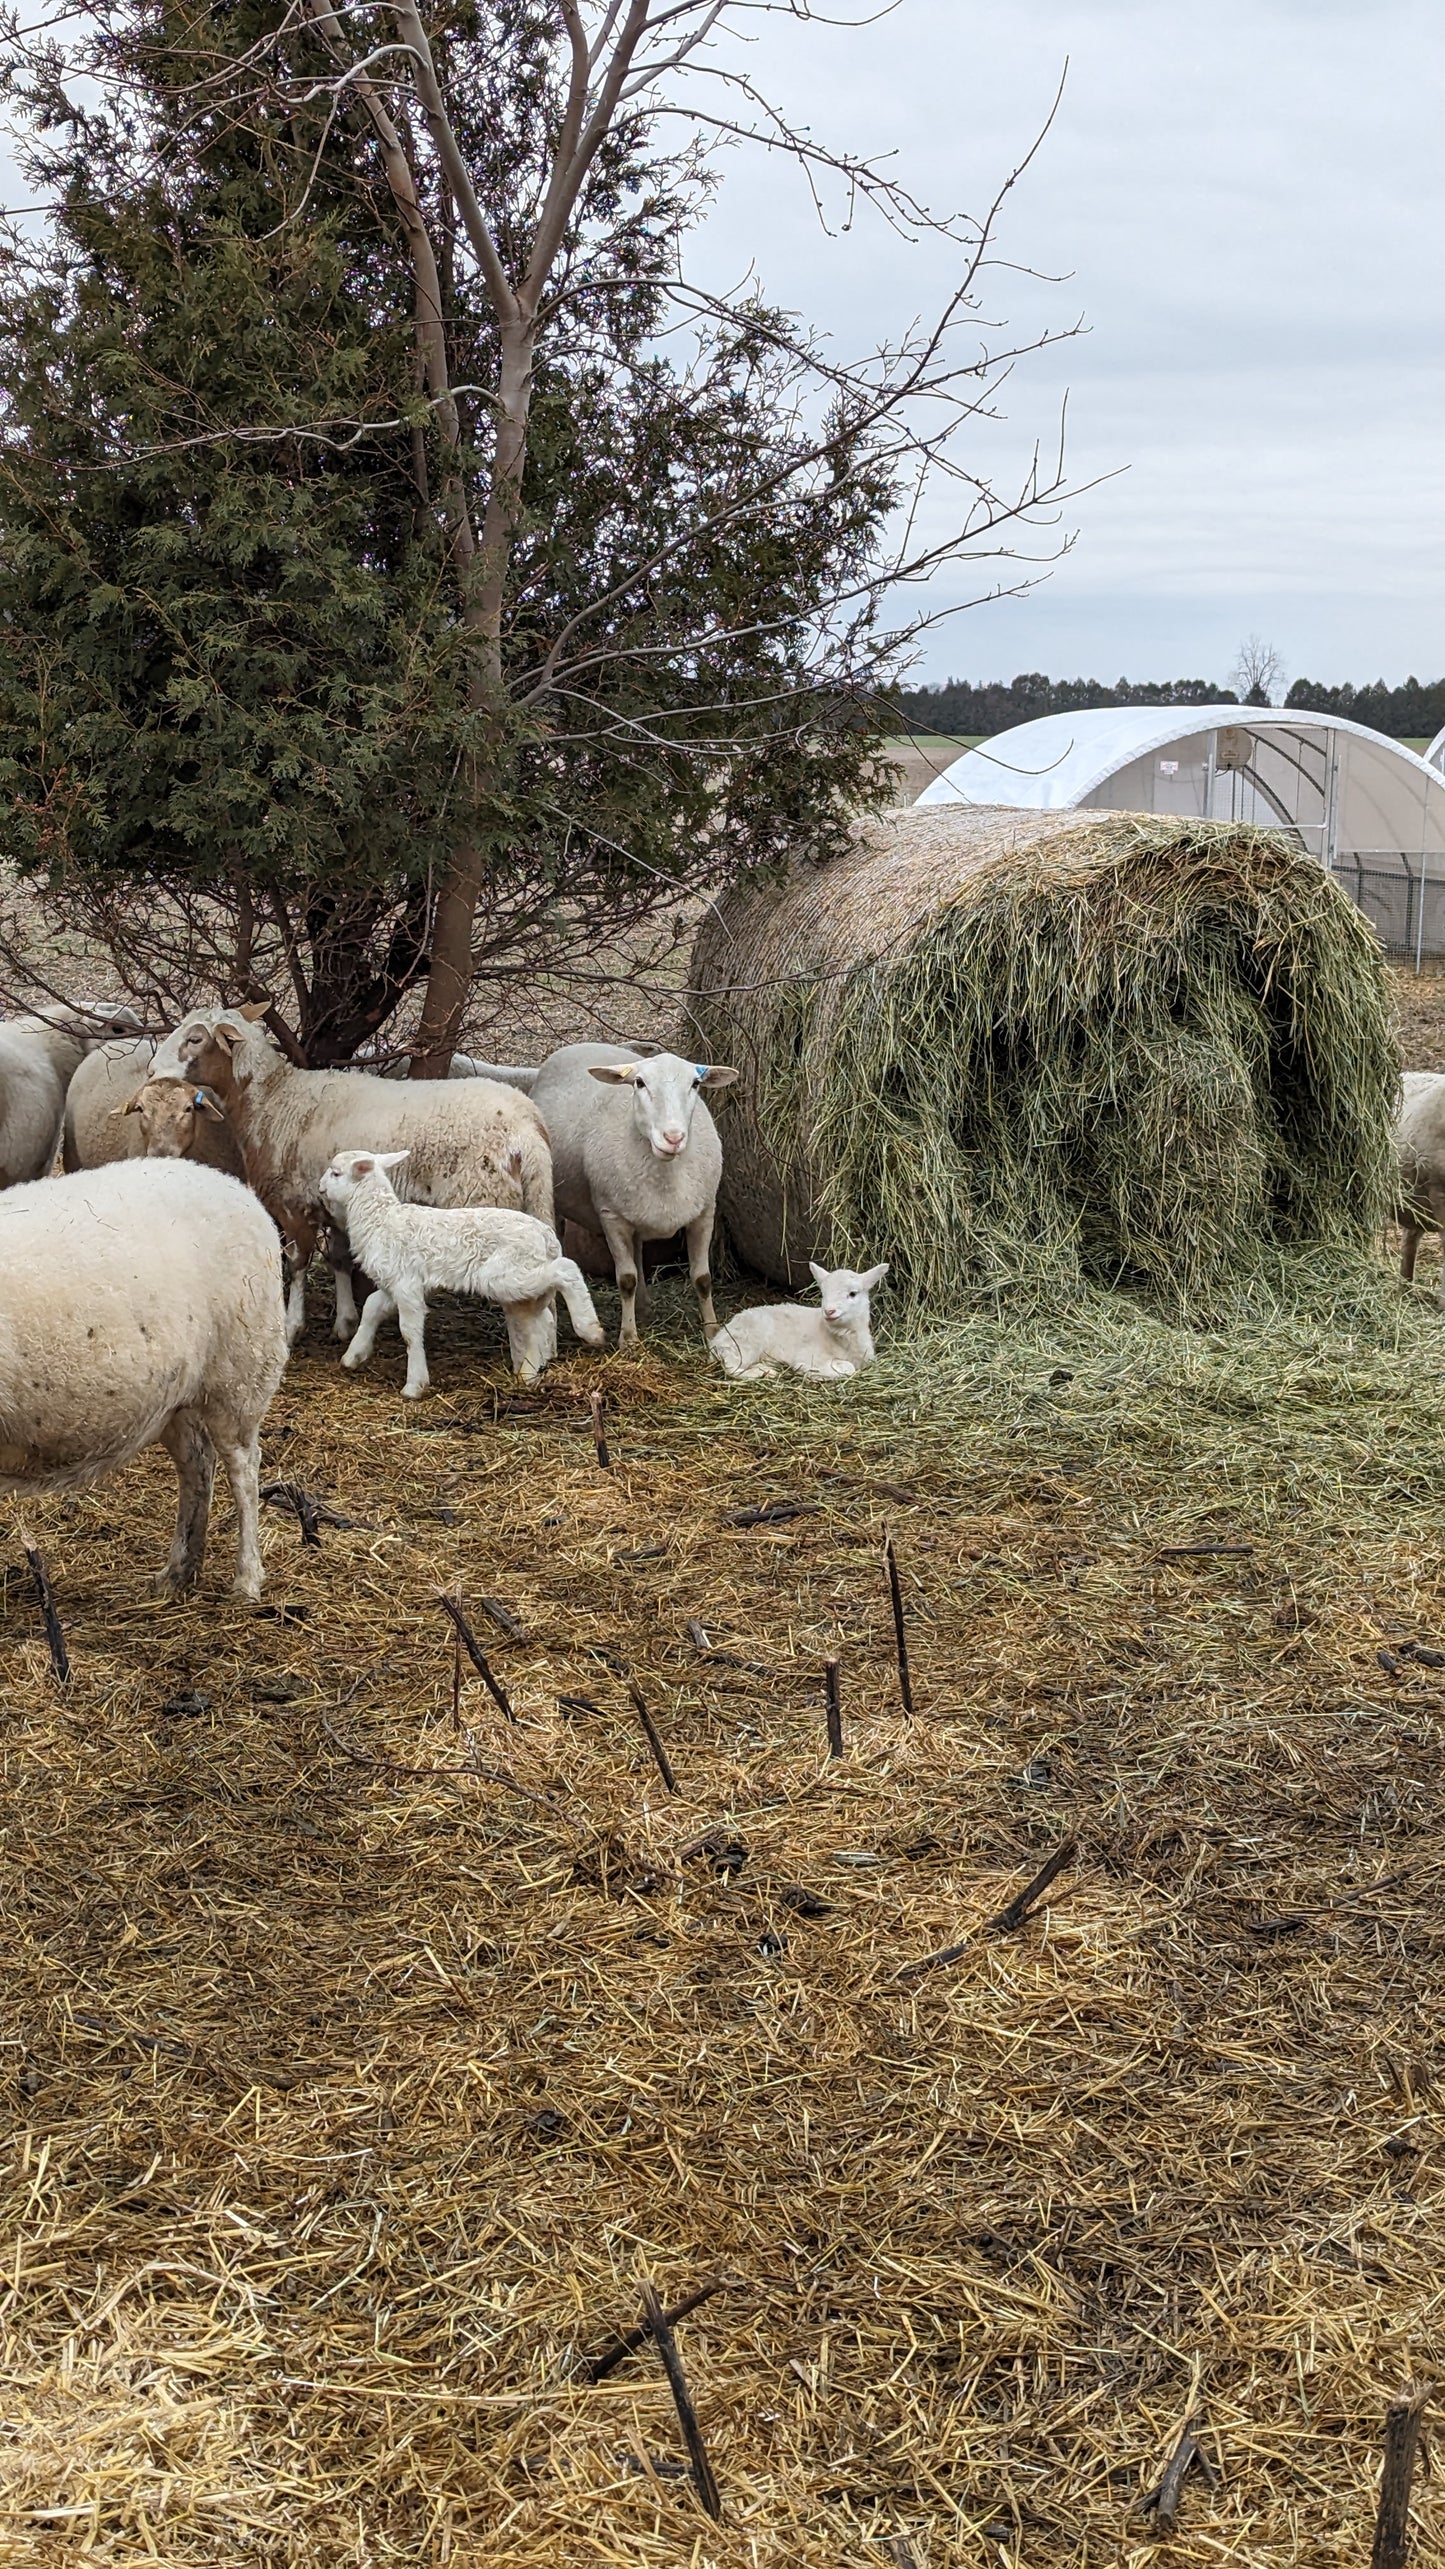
[173,1006,553,1344]
[1396,1070,1445,1302]
[0,1002,143,1189]
[710,1261,889,1381]
[320,1149,603,1397]
[0,1160,286,1597]
[525,1044,739,1344]
[63,1036,243,1178]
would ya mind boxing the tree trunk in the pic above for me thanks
[410,318,535,1077]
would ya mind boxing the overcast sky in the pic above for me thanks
[694,0,1445,690]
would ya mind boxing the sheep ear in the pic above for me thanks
[209,1020,245,1053]
[588,1063,640,1085]
[111,1092,145,1117]
[195,1088,226,1120]
[351,1156,375,1176]
[699,1064,739,1090]
[860,1262,890,1290]
[808,1261,829,1289]
[239,1000,271,1022]
[376,1148,410,1169]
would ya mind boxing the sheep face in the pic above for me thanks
[587,1053,739,1161]
[120,1080,228,1158]
[808,1260,890,1327]
[319,1148,410,1221]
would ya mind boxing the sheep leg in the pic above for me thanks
[555,1257,606,1348]
[597,1209,642,1344]
[212,1424,266,1600]
[156,1411,215,1596]
[685,1206,720,1341]
[1400,1223,1421,1283]
[394,1285,431,1398]
[343,1289,395,1372]
[283,1247,307,1346]
[328,1227,362,1341]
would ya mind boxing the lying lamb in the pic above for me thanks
[320,1148,604,1397]
[710,1261,889,1381]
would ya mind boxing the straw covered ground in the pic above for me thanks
[3,1251,1445,2566]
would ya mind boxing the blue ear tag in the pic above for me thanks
[694,1064,708,1082]
[193,1089,205,1106]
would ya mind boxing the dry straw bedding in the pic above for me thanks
[2,1272,1445,2567]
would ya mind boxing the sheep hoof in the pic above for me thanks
[401,1382,428,1400]
[341,1350,363,1372]
[232,1572,264,1602]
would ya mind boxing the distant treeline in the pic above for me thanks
[891,672,1445,742]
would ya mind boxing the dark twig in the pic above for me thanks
[639,2279,722,2519]
[557,1693,605,1718]
[1143,2415,1208,2534]
[259,1480,356,1544]
[626,1681,677,1792]
[318,1714,551,1805]
[590,1389,611,1471]
[449,1624,461,1734]
[824,1657,843,1759]
[1372,2382,1432,2569]
[898,1840,1077,1979]
[884,1535,914,1715]
[477,1593,525,1638]
[19,1533,69,1687]
[582,2278,726,2383]
[722,1499,813,1528]
[435,1592,516,1723]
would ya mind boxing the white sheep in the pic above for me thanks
[62,1035,244,1177]
[524,1044,739,1344]
[0,1159,287,1597]
[710,1261,889,1380]
[0,1002,144,1189]
[319,1149,603,1397]
[171,1006,555,1346]
[1396,1070,1445,1301]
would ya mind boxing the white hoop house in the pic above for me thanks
[916,705,1445,964]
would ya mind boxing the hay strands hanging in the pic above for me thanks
[639,2278,722,2520]
[17,1528,68,1688]
[434,1591,516,1724]
[898,1838,1077,1980]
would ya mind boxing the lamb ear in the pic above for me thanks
[699,1064,739,1090]
[351,1156,375,1176]
[860,1262,890,1290]
[588,1063,640,1086]
[375,1148,410,1169]
[808,1260,829,1289]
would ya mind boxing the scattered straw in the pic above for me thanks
[2,1262,1444,2563]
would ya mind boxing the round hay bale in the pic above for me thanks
[688,804,1398,1306]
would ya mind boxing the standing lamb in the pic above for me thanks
[0,1159,287,1597]
[173,1007,555,1344]
[320,1149,604,1396]
[1396,1069,1445,1300]
[62,1035,244,1177]
[710,1262,889,1380]
[525,1044,739,1344]
[0,1002,143,1189]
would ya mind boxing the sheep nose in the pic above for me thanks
[660,1128,685,1150]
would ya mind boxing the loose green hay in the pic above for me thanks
[689,806,1400,1307]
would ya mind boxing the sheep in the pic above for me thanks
[1396,1070,1445,1300]
[0,1158,287,1597]
[0,1002,144,1189]
[62,1036,244,1177]
[320,1148,604,1397]
[172,1006,555,1347]
[710,1261,889,1380]
[524,1044,739,1344]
